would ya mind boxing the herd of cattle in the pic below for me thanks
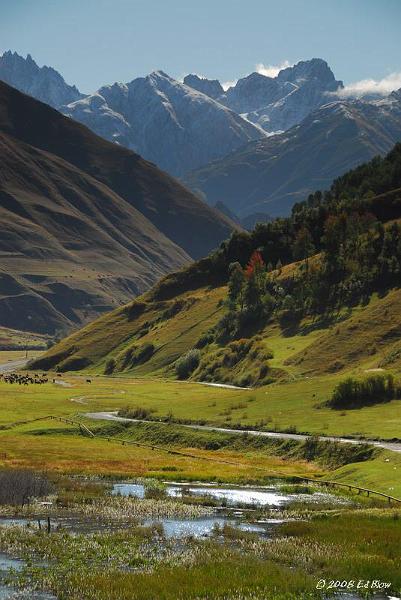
[0,373,92,385]
[0,372,49,385]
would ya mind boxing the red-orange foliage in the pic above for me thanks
[245,250,265,278]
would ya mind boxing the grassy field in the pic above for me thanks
[2,373,401,440]
[1,375,401,495]
[0,327,48,351]
[0,349,43,363]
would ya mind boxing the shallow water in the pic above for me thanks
[142,515,274,538]
[0,552,55,600]
[168,484,289,506]
[112,481,290,506]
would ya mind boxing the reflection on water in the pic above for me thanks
[142,515,276,538]
[168,484,289,506]
[0,553,55,600]
[112,482,290,506]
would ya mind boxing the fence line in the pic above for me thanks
[3,415,401,505]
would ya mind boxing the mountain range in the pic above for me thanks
[184,93,401,217]
[62,70,264,176]
[0,81,235,334]
[1,49,401,341]
[0,50,83,108]
[184,58,343,133]
[0,52,346,180]
[3,52,401,219]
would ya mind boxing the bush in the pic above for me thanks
[104,358,116,375]
[122,343,155,369]
[175,349,201,379]
[0,470,53,506]
[134,343,155,364]
[118,406,156,420]
[327,374,401,409]
[142,479,167,500]
[57,356,92,372]
[126,301,147,321]
[195,332,215,349]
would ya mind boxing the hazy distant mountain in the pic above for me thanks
[0,81,238,333]
[183,74,224,99]
[184,94,401,217]
[62,71,264,176]
[0,51,83,108]
[184,59,344,133]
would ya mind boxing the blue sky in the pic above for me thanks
[1,0,401,93]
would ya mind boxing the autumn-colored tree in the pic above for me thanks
[245,250,264,277]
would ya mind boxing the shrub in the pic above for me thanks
[327,374,401,409]
[0,470,53,506]
[104,358,116,375]
[175,349,201,379]
[195,332,215,349]
[134,342,155,364]
[122,343,155,369]
[118,406,156,420]
[126,301,147,321]
[143,480,167,500]
[57,356,92,372]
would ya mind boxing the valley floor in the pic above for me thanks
[1,370,401,497]
[1,359,401,599]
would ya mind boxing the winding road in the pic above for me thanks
[0,359,28,374]
[84,411,401,454]
[1,354,399,456]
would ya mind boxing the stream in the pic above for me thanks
[0,481,399,599]
[111,480,347,537]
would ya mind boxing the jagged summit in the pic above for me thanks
[182,58,344,133]
[0,50,83,108]
[63,69,264,176]
[277,58,340,85]
[183,74,224,99]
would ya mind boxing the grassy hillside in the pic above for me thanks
[32,266,401,382]
[0,130,189,334]
[30,143,401,460]
[0,80,236,259]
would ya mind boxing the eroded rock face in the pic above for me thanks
[183,74,224,100]
[184,95,401,218]
[63,71,264,176]
[182,59,344,134]
[217,59,344,133]
[0,51,83,108]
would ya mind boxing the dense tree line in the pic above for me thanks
[220,215,401,338]
[152,144,401,302]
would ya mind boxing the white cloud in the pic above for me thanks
[222,79,238,91]
[255,60,292,78]
[335,72,401,98]
[222,61,292,91]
